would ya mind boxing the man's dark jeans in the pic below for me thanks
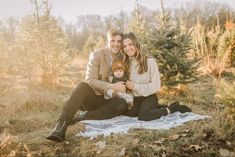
[60,82,128,122]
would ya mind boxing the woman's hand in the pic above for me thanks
[110,82,126,93]
[126,80,134,90]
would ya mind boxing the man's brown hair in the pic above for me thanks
[107,29,123,38]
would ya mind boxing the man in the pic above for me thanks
[47,29,128,142]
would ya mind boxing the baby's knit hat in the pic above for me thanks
[112,59,126,72]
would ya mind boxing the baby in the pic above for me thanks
[105,59,134,110]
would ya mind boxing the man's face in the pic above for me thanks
[107,35,122,54]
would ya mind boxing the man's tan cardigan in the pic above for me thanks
[85,47,122,95]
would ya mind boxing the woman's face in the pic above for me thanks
[123,38,136,57]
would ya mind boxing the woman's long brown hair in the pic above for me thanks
[123,32,148,74]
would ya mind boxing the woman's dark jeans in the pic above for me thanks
[125,94,168,121]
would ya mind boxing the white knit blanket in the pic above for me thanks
[76,112,210,138]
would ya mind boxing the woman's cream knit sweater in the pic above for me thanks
[129,57,161,97]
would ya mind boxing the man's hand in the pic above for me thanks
[126,80,134,90]
[110,82,126,93]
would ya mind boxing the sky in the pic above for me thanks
[0,0,235,23]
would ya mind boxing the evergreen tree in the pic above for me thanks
[16,0,71,85]
[0,17,19,75]
[82,33,97,56]
[216,79,235,139]
[218,21,235,67]
[148,13,198,87]
[95,35,105,50]
[0,38,8,75]
[82,33,105,56]
[128,0,150,50]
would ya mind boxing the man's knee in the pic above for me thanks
[76,82,90,90]
[71,82,92,97]
[74,82,92,93]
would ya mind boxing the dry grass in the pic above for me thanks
[198,49,231,83]
[0,84,64,121]
[0,58,235,156]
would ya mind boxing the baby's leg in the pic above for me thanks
[118,93,134,110]
[106,89,113,98]
[107,89,120,98]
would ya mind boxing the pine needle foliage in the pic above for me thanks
[218,29,235,67]
[148,14,199,87]
[128,0,150,51]
[16,1,71,85]
[216,79,235,139]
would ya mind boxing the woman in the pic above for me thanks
[123,32,191,121]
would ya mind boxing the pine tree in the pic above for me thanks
[216,79,235,139]
[0,38,8,75]
[95,35,105,50]
[217,22,235,67]
[82,33,105,57]
[147,12,198,87]
[0,17,19,75]
[82,34,97,56]
[16,0,71,85]
[128,0,149,50]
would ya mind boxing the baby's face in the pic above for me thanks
[113,69,124,78]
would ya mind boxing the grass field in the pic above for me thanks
[0,57,235,157]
